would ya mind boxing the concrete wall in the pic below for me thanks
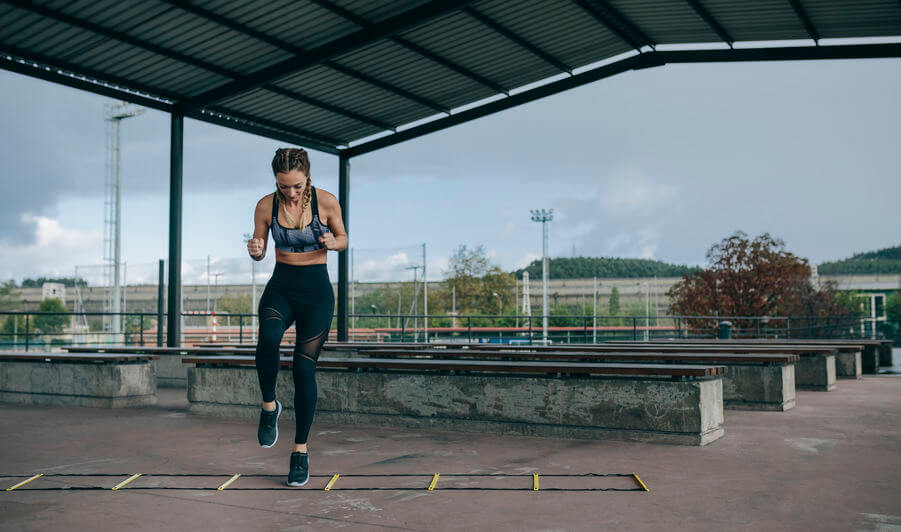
[187,366,725,446]
[0,360,157,407]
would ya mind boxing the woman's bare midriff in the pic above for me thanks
[275,247,327,266]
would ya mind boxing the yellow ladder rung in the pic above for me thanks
[324,474,339,491]
[427,473,440,491]
[112,474,142,491]
[6,474,42,491]
[632,473,649,492]
[533,474,539,491]
[217,474,241,491]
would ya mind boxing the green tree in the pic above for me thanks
[217,293,254,315]
[434,245,515,326]
[34,298,68,334]
[887,292,901,323]
[608,286,621,316]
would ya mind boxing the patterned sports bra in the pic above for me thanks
[270,186,331,253]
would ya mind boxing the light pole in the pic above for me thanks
[530,209,553,345]
[643,281,650,342]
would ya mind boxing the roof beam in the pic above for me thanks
[344,42,901,157]
[308,0,508,95]
[13,0,396,134]
[787,0,820,44]
[571,0,655,51]
[1,50,175,114]
[180,0,477,112]
[684,0,734,48]
[159,0,445,119]
[462,6,572,74]
[199,106,346,147]
[7,0,237,79]
[192,110,341,155]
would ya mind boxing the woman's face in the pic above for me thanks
[275,169,307,202]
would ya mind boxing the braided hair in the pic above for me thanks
[271,148,312,230]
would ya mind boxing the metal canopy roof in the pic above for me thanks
[3,0,901,157]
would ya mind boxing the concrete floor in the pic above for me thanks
[2,359,900,531]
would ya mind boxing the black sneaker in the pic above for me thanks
[257,400,281,448]
[287,452,309,487]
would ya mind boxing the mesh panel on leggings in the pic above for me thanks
[294,328,328,363]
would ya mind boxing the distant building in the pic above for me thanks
[41,283,66,304]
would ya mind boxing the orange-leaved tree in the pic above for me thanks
[668,232,857,336]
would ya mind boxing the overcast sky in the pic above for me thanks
[1,52,899,287]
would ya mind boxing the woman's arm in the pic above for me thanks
[318,191,348,252]
[246,195,271,260]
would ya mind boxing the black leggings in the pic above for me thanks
[255,262,334,444]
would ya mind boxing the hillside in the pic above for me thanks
[513,257,700,280]
[818,245,901,275]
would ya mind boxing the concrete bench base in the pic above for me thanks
[155,355,188,388]
[0,360,156,407]
[188,367,725,446]
[862,346,880,374]
[879,344,893,366]
[723,364,795,411]
[835,351,862,379]
[795,354,836,391]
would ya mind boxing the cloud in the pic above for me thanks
[599,168,678,215]
[0,215,102,281]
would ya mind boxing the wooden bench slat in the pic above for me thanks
[0,352,159,362]
[181,355,727,377]
[355,349,799,364]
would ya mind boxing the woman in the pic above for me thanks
[246,147,347,487]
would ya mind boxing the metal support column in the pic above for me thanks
[337,153,350,341]
[166,114,183,347]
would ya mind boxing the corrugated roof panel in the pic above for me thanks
[331,38,498,112]
[201,0,360,51]
[55,0,173,34]
[401,11,555,91]
[337,0,432,24]
[275,63,435,127]
[0,7,43,43]
[701,0,809,41]
[220,89,381,141]
[5,14,68,50]
[805,0,901,38]
[138,63,222,98]
[607,0,722,44]
[29,25,102,59]
[124,6,291,75]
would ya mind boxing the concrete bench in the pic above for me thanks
[182,355,727,446]
[359,348,799,412]
[0,352,158,407]
[616,339,882,374]
[64,345,243,388]
[191,341,838,392]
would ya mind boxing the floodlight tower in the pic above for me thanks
[530,209,553,345]
[104,101,144,338]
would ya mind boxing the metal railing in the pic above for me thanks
[0,310,881,351]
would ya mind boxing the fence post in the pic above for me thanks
[239,314,243,344]
[25,314,30,352]
[632,317,637,341]
[787,318,791,339]
[528,315,532,345]
[467,316,472,344]
[140,315,144,346]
